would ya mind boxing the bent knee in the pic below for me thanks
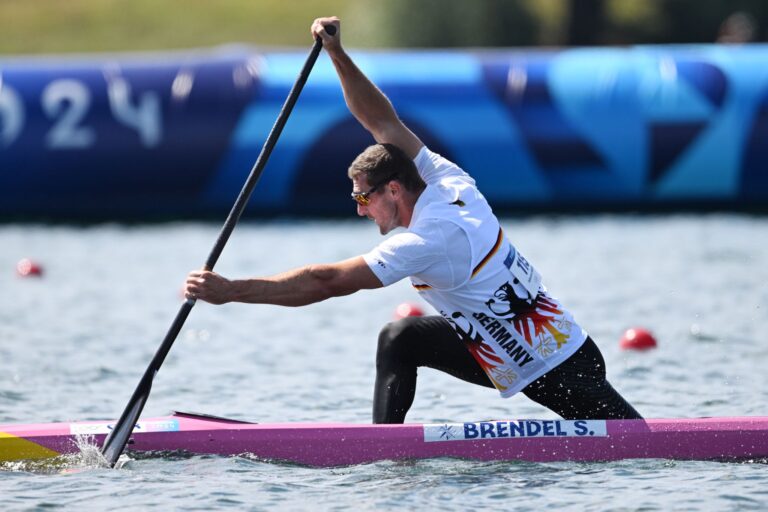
[376,317,423,367]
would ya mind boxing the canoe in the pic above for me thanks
[2,412,767,466]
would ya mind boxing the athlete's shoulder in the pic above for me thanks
[414,146,474,185]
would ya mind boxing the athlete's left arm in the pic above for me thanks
[184,256,383,307]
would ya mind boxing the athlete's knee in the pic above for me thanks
[376,317,422,369]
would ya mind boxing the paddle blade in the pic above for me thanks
[101,383,150,466]
[100,301,194,466]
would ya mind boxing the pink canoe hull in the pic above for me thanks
[2,413,767,466]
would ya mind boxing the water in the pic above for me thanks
[1,215,767,510]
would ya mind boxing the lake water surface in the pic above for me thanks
[1,215,767,510]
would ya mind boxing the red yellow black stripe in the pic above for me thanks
[412,227,504,290]
[471,227,504,278]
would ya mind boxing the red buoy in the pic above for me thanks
[16,258,44,277]
[619,327,657,351]
[394,302,424,320]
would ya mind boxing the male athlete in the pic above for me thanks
[185,17,642,423]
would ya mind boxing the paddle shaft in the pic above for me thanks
[101,28,334,466]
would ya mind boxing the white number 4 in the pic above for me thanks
[107,77,162,147]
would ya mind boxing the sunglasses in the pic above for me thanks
[350,173,399,206]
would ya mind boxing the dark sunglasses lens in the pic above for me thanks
[352,192,370,206]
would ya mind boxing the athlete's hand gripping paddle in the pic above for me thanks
[101,24,337,467]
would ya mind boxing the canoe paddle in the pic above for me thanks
[101,25,336,467]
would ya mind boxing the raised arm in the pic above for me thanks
[185,256,382,307]
[311,17,423,160]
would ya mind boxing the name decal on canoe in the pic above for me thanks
[70,419,180,436]
[423,419,607,442]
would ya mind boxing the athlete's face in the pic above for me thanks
[352,175,400,235]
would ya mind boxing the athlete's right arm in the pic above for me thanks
[184,256,383,307]
[311,17,423,160]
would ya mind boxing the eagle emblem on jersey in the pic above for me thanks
[486,282,571,350]
[485,281,535,317]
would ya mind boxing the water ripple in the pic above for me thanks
[1,217,767,510]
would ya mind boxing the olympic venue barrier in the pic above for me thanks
[1,44,766,220]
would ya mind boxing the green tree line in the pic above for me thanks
[0,0,765,54]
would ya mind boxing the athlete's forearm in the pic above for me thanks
[327,48,399,141]
[313,17,421,157]
[185,257,378,307]
[230,264,356,307]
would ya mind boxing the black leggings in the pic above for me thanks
[373,315,642,423]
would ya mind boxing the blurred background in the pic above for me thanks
[1,0,767,220]
[1,0,767,52]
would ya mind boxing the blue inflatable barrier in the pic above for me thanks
[1,45,766,220]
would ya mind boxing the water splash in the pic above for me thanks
[0,435,121,474]
[72,433,111,468]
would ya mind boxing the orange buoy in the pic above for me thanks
[619,327,657,351]
[394,302,424,320]
[16,258,44,277]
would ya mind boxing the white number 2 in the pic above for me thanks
[42,79,95,149]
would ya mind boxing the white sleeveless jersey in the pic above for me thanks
[364,147,587,398]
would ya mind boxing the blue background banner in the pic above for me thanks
[1,45,766,220]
